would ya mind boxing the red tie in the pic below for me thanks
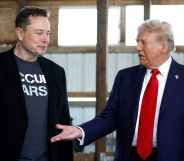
[137,69,160,160]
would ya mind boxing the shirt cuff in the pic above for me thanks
[75,126,85,145]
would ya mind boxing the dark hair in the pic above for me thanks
[15,6,49,29]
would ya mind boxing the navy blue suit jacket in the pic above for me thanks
[80,59,184,161]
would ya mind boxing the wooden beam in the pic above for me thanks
[68,92,96,97]
[152,0,184,5]
[95,0,108,161]
[0,44,136,54]
[28,0,97,6]
[47,46,97,53]
[23,0,142,6]
[47,44,137,53]
[2,45,184,54]
[110,0,142,5]
[1,0,184,7]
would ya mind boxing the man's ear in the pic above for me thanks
[15,27,24,41]
[161,42,169,52]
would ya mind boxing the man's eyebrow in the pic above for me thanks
[136,39,144,42]
[34,29,43,32]
[34,29,51,33]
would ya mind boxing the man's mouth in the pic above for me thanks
[39,46,47,50]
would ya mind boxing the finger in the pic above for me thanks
[50,134,62,142]
[51,136,60,142]
[55,124,64,129]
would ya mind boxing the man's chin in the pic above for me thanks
[140,61,150,68]
[35,50,46,56]
[139,60,146,65]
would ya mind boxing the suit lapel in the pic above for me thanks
[132,66,146,127]
[39,58,61,130]
[4,50,27,118]
[159,59,183,118]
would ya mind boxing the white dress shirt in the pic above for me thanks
[132,56,172,147]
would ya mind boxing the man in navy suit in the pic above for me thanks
[51,19,184,161]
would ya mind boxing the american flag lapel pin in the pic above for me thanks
[175,74,179,79]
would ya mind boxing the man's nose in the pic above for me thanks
[42,34,50,43]
[136,42,143,52]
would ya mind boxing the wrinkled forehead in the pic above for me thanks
[137,30,159,40]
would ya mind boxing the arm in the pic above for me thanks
[51,71,122,144]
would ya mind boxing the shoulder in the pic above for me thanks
[112,64,145,86]
[171,58,184,67]
[171,58,184,73]
[0,47,14,60]
[0,47,15,68]
[117,64,144,77]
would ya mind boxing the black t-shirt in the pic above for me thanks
[16,56,48,161]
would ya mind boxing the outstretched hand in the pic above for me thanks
[50,124,83,142]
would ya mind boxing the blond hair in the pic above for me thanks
[137,19,175,52]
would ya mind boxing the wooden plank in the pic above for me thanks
[47,45,137,53]
[110,0,142,5]
[74,152,94,161]
[47,46,97,53]
[2,45,184,54]
[0,44,136,53]
[153,0,184,5]
[18,0,141,6]
[27,0,184,6]
[1,0,184,7]
[28,0,97,6]
[68,92,96,97]
[0,0,142,7]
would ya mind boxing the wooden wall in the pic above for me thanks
[0,0,184,51]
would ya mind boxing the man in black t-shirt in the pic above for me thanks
[0,6,73,161]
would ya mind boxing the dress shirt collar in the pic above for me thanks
[146,56,172,78]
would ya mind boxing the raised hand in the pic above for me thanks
[50,124,83,142]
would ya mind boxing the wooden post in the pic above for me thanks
[95,0,108,161]
[48,7,59,46]
[143,0,152,20]
[120,6,126,43]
